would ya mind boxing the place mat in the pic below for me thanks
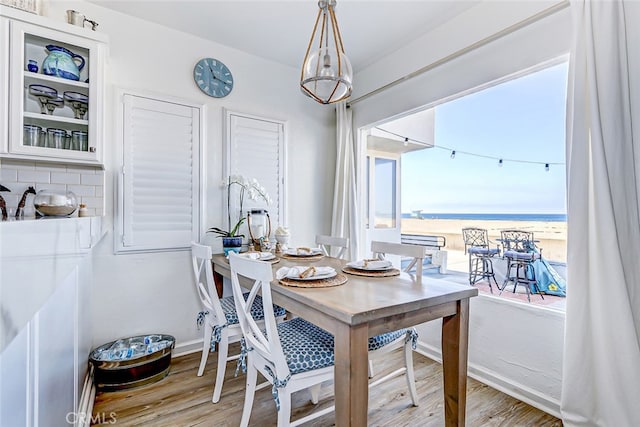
[279,273,348,288]
[280,253,324,261]
[342,266,401,277]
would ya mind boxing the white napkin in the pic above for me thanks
[243,252,272,260]
[285,247,321,255]
[276,266,335,280]
[350,259,392,270]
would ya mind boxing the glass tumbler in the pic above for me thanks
[46,128,67,149]
[23,124,42,146]
[71,130,88,151]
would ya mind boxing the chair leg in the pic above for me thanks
[239,360,258,427]
[309,383,321,404]
[212,331,229,403]
[404,340,419,406]
[468,254,474,285]
[276,389,292,427]
[197,323,213,376]
[482,258,494,294]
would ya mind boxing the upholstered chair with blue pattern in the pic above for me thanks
[228,253,336,426]
[315,234,349,259]
[367,240,420,405]
[190,242,286,403]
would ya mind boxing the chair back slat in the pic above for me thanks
[191,242,226,325]
[371,241,425,277]
[462,228,489,254]
[228,254,290,377]
[500,230,536,252]
[315,235,349,259]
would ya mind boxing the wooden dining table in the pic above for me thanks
[211,253,478,427]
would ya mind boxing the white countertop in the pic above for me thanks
[0,216,106,353]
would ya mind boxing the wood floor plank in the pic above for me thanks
[92,346,562,426]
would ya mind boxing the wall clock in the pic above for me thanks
[193,58,234,98]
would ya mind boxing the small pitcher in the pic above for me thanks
[42,45,85,81]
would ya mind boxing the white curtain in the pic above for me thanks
[562,1,640,425]
[332,102,359,260]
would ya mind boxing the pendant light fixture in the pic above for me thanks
[300,0,353,104]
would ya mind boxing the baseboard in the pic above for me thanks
[415,341,561,419]
[173,338,205,358]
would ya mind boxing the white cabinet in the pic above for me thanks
[0,6,107,166]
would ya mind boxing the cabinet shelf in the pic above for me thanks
[24,72,89,89]
[24,111,88,127]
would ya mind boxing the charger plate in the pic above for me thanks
[280,253,324,261]
[279,273,348,288]
[342,266,400,277]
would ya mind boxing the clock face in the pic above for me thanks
[193,58,234,98]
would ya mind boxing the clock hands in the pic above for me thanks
[208,64,231,85]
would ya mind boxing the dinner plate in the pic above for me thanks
[288,270,337,281]
[346,260,393,271]
[284,248,323,257]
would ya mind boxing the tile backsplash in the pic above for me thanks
[0,159,104,218]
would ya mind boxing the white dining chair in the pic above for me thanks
[190,242,286,403]
[365,241,421,402]
[371,240,426,278]
[315,235,349,260]
[228,253,336,427]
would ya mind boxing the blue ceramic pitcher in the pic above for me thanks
[42,45,85,81]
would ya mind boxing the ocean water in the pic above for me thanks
[402,213,567,222]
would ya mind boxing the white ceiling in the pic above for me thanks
[88,0,480,71]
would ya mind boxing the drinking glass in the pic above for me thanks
[71,130,88,151]
[23,124,42,146]
[46,128,67,149]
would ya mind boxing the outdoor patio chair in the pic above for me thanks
[190,242,286,403]
[315,234,349,259]
[499,230,544,302]
[462,227,500,293]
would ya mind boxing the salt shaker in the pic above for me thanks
[78,203,88,217]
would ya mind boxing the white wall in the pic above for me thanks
[43,1,335,352]
[352,1,571,417]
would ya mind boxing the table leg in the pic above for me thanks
[334,322,368,427]
[441,298,470,427]
[212,265,224,298]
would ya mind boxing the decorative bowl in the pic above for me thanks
[34,190,78,217]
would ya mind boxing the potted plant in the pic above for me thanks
[208,175,272,254]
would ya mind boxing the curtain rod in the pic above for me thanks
[347,0,570,107]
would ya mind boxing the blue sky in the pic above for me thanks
[401,61,568,214]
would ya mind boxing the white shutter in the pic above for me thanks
[118,94,201,253]
[226,111,285,228]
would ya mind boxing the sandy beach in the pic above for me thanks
[401,218,567,263]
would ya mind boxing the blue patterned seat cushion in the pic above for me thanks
[277,317,335,375]
[468,247,499,256]
[220,292,286,325]
[369,328,414,351]
[504,250,540,261]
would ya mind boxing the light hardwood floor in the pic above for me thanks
[92,346,562,426]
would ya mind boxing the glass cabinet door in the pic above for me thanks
[8,19,105,165]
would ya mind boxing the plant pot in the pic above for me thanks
[222,236,242,255]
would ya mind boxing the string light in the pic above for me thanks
[374,126,564,169]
